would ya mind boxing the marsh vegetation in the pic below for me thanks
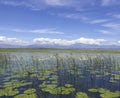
[0,51,120,98]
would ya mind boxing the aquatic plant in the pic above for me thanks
[24,88,36,94]
[0,87,19,97]
[14,93,37,98]
[88,88,120,98]
[76,92,88,98]
[100,91,120,98]
[0,89,4,97]
[88,88,98,92]
[64,84,73,88]
[0,52,120,98]
[98,88,110,94]
[39,82,75,95]
[3,80,32,88]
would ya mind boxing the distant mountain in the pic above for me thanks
[0,44,23,48]
[0,43,120,49]
[26,44,120,49]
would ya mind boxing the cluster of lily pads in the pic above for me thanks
[14,88,37,98]
[0,78,32,97]
[39,82,75,95]
[88,88,120,98]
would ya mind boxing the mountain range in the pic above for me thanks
[0,43,120,49]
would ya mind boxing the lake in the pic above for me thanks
[0,52,120,98]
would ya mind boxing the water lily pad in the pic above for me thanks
[14,94,28,98]
[40,82,75,95]
[76,92,88,98]
[100,91,120,98]
[49,76,58,80]
[3,80,32,88]
[64,84,73,88]
[0,87,19,97]
[24,88,36,94]
[39,82,47,88]
[0,89,4,97]
[51,81,58,84]
[37,77,46,80]
[98,88,109,94]
[109,79,117,83]
[88,88,98,92]
[114,74,120,80]
[14,93,37,98]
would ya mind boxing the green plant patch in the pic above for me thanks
[98,88,110,94]
[64,84,73,88]
[69,70,82,75]
[49,76,58,80]
[0,89,4,97]
[76,92,88,98]
[24,88,36,94]
[37,76,46,80]
[109,79,117,83]
[39,82,47,88]
[100,91,120,98]
[51,81,58,84]
[14,93,37,98]
[114,74,120,80]
[3,81,32,88]
[40,82,75,95]
[88,88,98,92]
[0,87,19,97]
[0,69,6,74]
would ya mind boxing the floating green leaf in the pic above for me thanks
[76,92,88,98]
[24,88,36,94]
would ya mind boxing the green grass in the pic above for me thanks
[0,48,120,53]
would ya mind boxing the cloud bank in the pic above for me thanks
[1,0,119,11]
[33,37,106,46]
[12,28,64,34]
[1,35,120,46]
[0,36,28,45]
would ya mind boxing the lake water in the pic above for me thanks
[0,52,120,98]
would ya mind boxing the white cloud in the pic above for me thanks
[45,0,67,6]
[0,0,119,11]
[12,28,64,34]
[0,0,98,10]
[0,36,28,45]
[57,13,89,21]
[118,41,120,44]
[112,14,120,19]
[97,30,113,34]
[111,41,120,46]
[0,0,47,10]
[102,23,120,30]
[44,0,94,8]
[89,19,109,24]
[33,37,106,46]
[31,29,64,34]
[101,0,120,6]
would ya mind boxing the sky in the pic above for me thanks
[0,0,120,46]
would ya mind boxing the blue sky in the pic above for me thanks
[0,0,120,46]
